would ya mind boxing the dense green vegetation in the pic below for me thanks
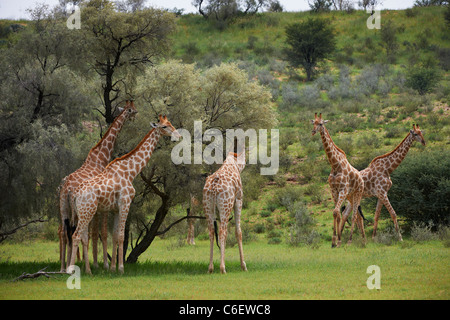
[0,2,449,300]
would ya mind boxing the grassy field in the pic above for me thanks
[0,238,448,300]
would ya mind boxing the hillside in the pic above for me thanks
[168,7,449,245]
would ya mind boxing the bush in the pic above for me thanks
[406,66,440,95]
[287,201,321,249]
[389,149,450,226]
[411,222,437,242]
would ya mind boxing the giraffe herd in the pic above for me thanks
[59,101,425,275]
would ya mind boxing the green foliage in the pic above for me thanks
[380,20,399,64]
[288,201,320,248]
[389,148,450,226]
[284,17,336,81]
[406,65,441,95]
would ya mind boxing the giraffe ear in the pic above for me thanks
[310,120,315,124]
[118,107,124,113]
[323,120,329,124]
[151,122,158,128]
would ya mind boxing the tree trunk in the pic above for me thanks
[126,194,170,264]
[103,62,114,124]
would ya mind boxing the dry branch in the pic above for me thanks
[12,267,68,282]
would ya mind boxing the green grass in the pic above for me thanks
[1,239,449,299]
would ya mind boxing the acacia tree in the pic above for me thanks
[115,61,277,263]
[192,0,278,21]
[81,0,176,123]
[284,18,336,81]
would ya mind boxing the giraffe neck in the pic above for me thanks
[319,126,347,171]
[107,128,162,182]
[376,132,414,174]
[85,110,128,168]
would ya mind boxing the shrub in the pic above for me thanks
[374,227,400,246]
[288,201,320,248]
[389,149,450,226]
[411,221,437,242]
[276,186,303,211]
[406,66,441,95]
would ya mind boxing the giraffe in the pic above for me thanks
[341,124,426,241]
[311,113,365,247]
[186,194,200,245]
[58,100,137,272]
[203,148,247,274]
[68,115,181,274]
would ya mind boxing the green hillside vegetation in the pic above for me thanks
[165,6,450,246]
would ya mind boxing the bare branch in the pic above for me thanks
[0,218,47,243]
[12,267,68,282]
[155,215,206,236]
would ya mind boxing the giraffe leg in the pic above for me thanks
[340,201,352,234]
[380,194,403,241]
[372,199,383,240]
[81,228,92,275]
[101,212,109,269]
[234,198,247,272]
[219,212,229,274]
[69,212,93,273]
[204,197,215,274]
[91,213,99,268]
[347,193,365,245]
[58,224,66,272]
[332,192,346,248]
[110,214,119,272]
[117,199,132,274]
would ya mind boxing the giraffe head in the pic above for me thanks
[118,100,138,120]
[311,113,329,136]
[151,115,182,140]
[410,124,426,146]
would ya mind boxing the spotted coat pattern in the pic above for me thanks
[312,113,365,247]
[342,124,426,241]
[58,101,137,272]
[68,115,180,274]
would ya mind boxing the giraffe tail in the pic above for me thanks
[214,221,220,250]
[211,178,221,250]
[341,205,368,225]
[358,205,368,223]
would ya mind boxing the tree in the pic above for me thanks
[380,20,398,64]
[117,61,277,263]
[192,0,277,21]
[0,5,91,233]
[308,0,333,12]
[284,18,336,81]
[80,0,176,124]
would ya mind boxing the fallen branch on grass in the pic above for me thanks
[12,267,68,282]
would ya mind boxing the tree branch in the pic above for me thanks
[12,267,68,281]
[155,215,206,236]
[0,218,47,243]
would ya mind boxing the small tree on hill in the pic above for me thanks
[284,18,336,81]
